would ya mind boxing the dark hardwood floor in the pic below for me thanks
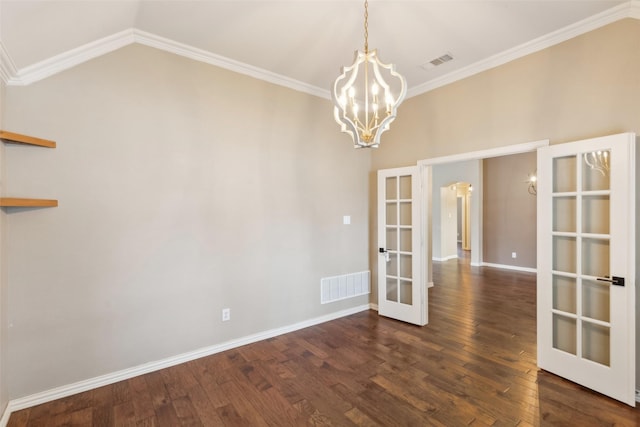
[8,255,640,426]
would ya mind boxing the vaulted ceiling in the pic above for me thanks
[1,1,637,98]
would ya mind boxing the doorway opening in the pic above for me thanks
[438,182,472,264]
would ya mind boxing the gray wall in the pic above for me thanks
[482,152,537,269]
[3,44,371,399]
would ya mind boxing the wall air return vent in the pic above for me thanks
[421,53,454,70]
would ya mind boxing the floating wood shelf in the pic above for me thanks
[0,130,56,148]
[0,198,58,207]
[0,130,58,208]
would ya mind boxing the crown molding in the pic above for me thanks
[407,0,640,98]
[132,29,330,99]
[0,40,17,84]
[0,1,638,97]
[0,27,330,98]
[5,29,135,86]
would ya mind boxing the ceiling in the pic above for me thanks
[0,0,636,98]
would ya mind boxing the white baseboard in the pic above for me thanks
[369,303,379,312]
[0,403,10,427]
[481,262,537,274]
[1,304,372,423]
[432,255,458,262]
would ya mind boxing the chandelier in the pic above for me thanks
[332,0,407,148]
[583,150,609,176]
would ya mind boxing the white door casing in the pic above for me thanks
[537,133,636,406]
[377,166,427,326]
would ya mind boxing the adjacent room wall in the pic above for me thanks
[3,44,371,399]
[482,152,537,269]
[431,161,482,265]
[439,185,457,260]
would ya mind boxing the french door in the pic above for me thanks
[377,166,427,326]
[537,133,636,406]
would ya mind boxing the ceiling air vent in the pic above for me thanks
[421,53,454,70]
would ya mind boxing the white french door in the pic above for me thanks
[377,166,427,326]
[537,133,636,406]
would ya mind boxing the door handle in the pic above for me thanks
[379,248,390,262]
[596,276,625,286]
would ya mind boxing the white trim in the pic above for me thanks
[432,255,458,262]
[2,304,370,416]
[481,262,537,274]
[0,41,17,85]
[133,30,329,99]
[1,2,639,94]
[7,29,136,86]
[408,1,640,98]
[0,404,10,427]
[369,303,379,312]
[1,27,331,99]
[418,139,549,167]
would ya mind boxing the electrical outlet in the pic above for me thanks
[512,252,517,259]
[222,308,231,322]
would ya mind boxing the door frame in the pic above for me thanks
[416,139,549,286]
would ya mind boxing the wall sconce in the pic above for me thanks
[527,172,537,195]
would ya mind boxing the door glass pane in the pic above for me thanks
[399,254,412,279]
[581,238,609,277]
[386,228,397,251]
[399,279,412,305]
[553,236,576,273]
[582,322,610,366]
[387,253,398,277]
[582,195,609,235]
[553,314,577,355]
[399,229,412,252]
[399,202,411,226]
[399,175,412,199]
[386,278,398,302]
[553,275,576,314]
[582,279,610,322]
[582,150,610,192]
[553,156,577,193]
[553,196,576,232]
[386,177,397,200]
[386,203,397,226]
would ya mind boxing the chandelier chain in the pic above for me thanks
[364,0,369,53]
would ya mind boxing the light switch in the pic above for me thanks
[343,215,351,225]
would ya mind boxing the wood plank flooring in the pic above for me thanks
[8,255,640,426]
